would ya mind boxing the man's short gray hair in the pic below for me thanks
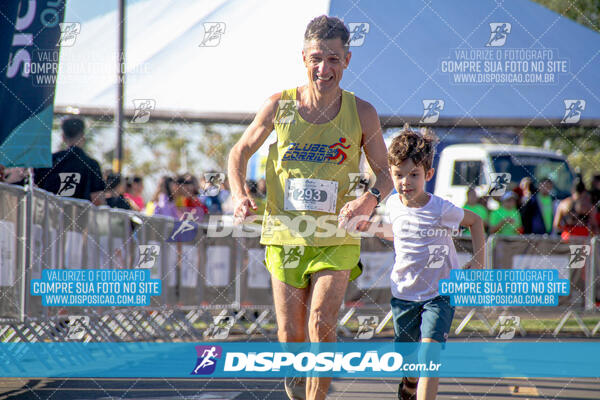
[304,15,350,53]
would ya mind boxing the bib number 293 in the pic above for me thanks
[284,178,337,213]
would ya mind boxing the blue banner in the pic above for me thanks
[0,1,65,167]
[30,269,162,306]
[1,342,599,378]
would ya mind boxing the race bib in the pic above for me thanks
[284,178,337,213]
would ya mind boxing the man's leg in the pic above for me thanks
[306,269,351,400]
[271,274,309,342]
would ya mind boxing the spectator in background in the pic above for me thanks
[590,174,600,208]
[257,178,267,198]
[124,176,145,211]
[220,178,234,214]
[34,117,105,205]
[490,191,523,235]
[104,173,131,210]
[200,172,224,214]
[463,186,488,235]
[521,177,555,235]
[176,174,208,220]
[151,176,178,218]
[554,179,598,241]
[518,177,534,205]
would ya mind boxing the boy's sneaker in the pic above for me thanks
[398,377,417,400]
[284,376,306,399]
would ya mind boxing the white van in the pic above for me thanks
[431,144,575,208]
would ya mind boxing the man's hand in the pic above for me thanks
[233,195,257,224]
[338,193,377,231]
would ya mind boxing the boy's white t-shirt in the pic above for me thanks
[385,193,464,301]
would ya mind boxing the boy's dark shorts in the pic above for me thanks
[391,295,455,343]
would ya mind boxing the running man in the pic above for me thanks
[170,209,198,241]
[562,100,584,123]
[228,15,392,400]
[193,346,218,373]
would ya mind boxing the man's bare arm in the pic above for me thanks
[339,99,392,230]
[357,98,393,200]
[227,93,279,220]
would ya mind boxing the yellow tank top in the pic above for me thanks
[260,87,362,246]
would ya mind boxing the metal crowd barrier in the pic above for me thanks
[0,181,599,344]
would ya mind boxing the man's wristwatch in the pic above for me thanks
[367,187,381,205]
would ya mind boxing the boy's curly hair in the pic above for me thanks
[388,124,439,171]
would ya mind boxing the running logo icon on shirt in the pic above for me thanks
[561,100,585,124]
[426,245,449,269]
[136,245,160,269]
[488,173,511,196]
[496,315,520,340]
[486,23,511,47]
[420,100,444,124]
[568,245,590,269]
[199,22,226,47]
[58,22,81,47]
[281,246,304,269]
[191,345,222,375]
[355,315,379,340]
[57,173,81,196]
[168,210,199,242]
[348,23,370,46]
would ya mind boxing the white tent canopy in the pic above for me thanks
[55,0,328,119]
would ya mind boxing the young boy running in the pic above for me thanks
[361,126,485,400]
